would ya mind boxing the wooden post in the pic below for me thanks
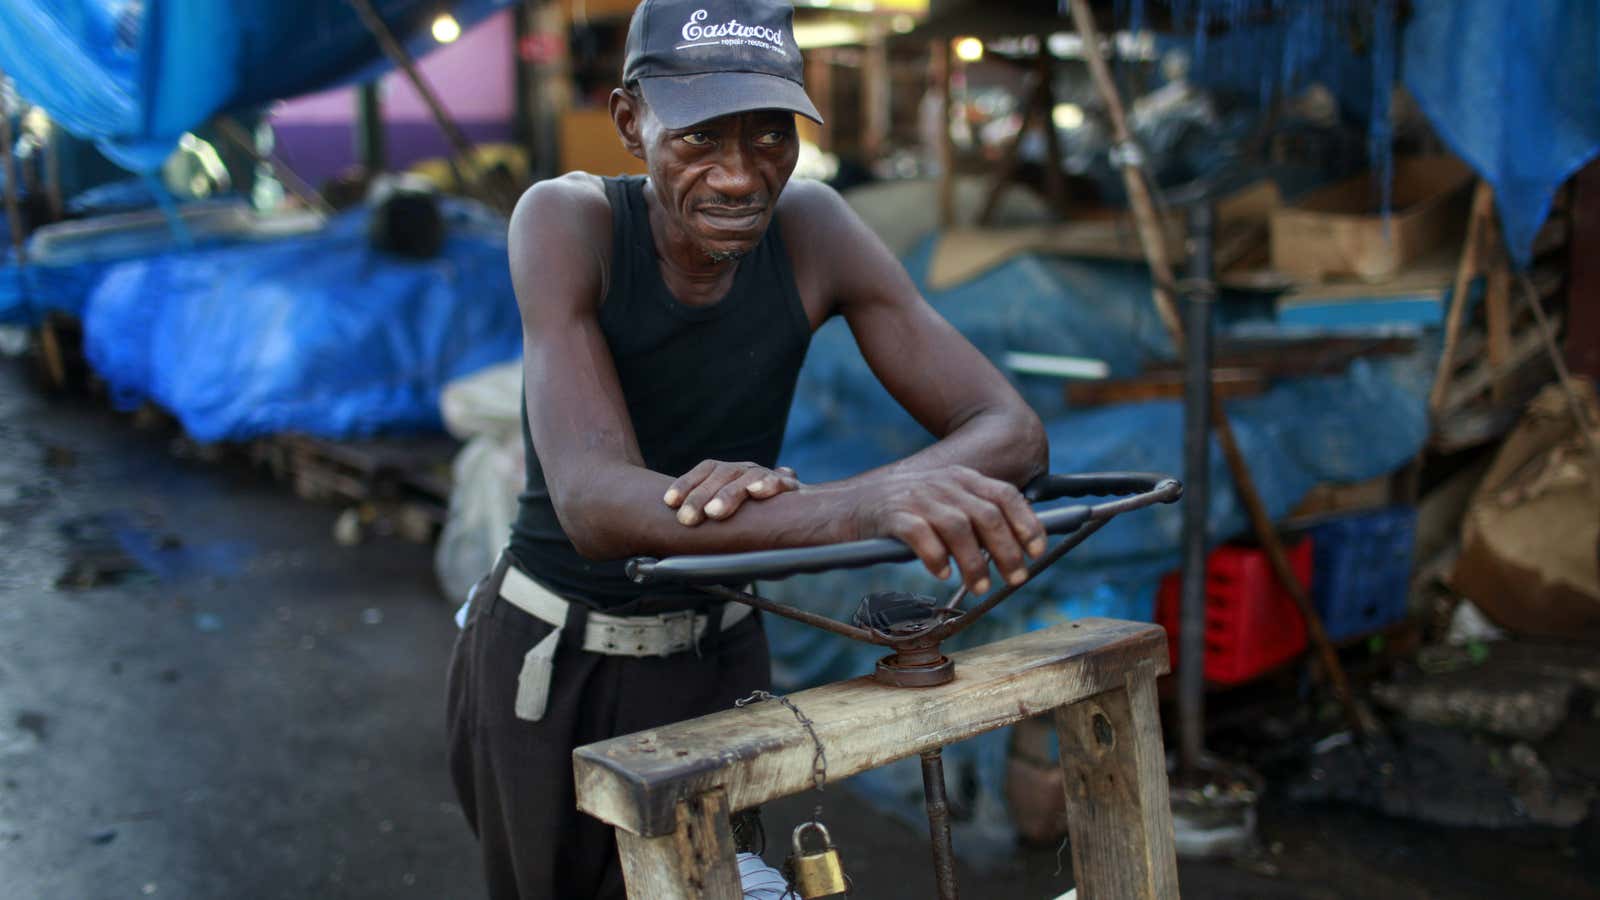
[1068,0,1181,341]
[1057,663,1179,899]
[862,33,891,162]
[614,790,741,900]
[933,39,955,229]
[1430,180,1494,412]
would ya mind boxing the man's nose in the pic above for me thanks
[704,142,761,200]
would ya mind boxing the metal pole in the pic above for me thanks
[1178,205,1215,774]
[355,81,387,173]
[920,748,959,900]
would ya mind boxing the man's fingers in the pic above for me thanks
[664,459,720,508]
[677,465,745,525]
[964,497,1028,586]
[960,473,1047,563]
[992,482,1046,558]
[891,516,952,581]
[926,509,991,594]
[747,473,800,498]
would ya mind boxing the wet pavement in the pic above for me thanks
[2,358,1597,899]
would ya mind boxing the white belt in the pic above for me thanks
[497,563,753,722]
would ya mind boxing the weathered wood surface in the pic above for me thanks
[614,789,741,900]
[1057,667,1180,899]
[574,618,1167,837]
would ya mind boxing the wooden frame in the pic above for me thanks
[574,618,1180,898]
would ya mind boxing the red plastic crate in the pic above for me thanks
[1155,539,1313,685]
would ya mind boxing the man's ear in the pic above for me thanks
[609,89,647,161]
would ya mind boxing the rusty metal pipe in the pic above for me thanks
[920,748,959,900]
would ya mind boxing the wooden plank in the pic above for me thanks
[1067,368,1264,407]
[1485,256,1512,403]
[1430,180,1495,413]
[614,789,741,900]
[574,619,1167,837]
[1056,666,1179,899]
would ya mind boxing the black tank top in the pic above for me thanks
[507,175,813,608]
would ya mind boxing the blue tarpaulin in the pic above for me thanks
[82,198,521,441]
[0,0,513,171]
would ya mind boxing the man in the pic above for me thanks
[445,0,1049,896]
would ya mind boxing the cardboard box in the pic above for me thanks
[1269,156,1473,282]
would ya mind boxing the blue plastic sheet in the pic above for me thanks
[765,236,1433,853]
[0,0,513,171]
[82,198,521,441]
[1403,0,1600,267]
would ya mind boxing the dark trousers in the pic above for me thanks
[445,559,771,900]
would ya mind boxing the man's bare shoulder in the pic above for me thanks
[509,172,611,247]
[775,176,847,229]
[508,173,615,318]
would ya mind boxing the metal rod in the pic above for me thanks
[698,584,878,644]
[930,519,1107,643]
[1178,204,1214,774]
[355,81,387,173]
[920,748,959,900]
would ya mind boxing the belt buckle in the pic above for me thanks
[657,609,697,656]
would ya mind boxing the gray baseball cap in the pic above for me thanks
[622,0,823,129]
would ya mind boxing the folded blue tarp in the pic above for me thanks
[82,198,520,441]
[765,236,1433,854]
[1403,0,1600,267]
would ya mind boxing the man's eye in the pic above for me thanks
[681,132,712,146]
[755,130,787,147]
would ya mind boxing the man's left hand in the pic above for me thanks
[664,460,802,526]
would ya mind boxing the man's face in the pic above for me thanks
[623,96,800,262]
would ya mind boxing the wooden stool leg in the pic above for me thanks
[614,788,742,900]
[1055,666,1180,899]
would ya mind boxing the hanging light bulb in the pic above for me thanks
[431,13,462,44]
[953,37,984,63]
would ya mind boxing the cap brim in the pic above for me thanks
[636,71,823,130]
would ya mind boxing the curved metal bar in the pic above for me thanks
[629,503,1095,586]
[1023,472,1179,502]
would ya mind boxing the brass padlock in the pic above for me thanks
[789,821,847,898]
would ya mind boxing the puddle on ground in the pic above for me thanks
[54,511,250,589]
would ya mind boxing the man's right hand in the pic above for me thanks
[850,465,1047,595]
[664,460,803,526]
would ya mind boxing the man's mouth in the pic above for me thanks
[697,206,765,232]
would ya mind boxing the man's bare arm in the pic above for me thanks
[779,181,1050,490]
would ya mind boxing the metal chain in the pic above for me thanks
[736,689,827,794]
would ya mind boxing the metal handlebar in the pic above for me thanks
[626,472,1181,586]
